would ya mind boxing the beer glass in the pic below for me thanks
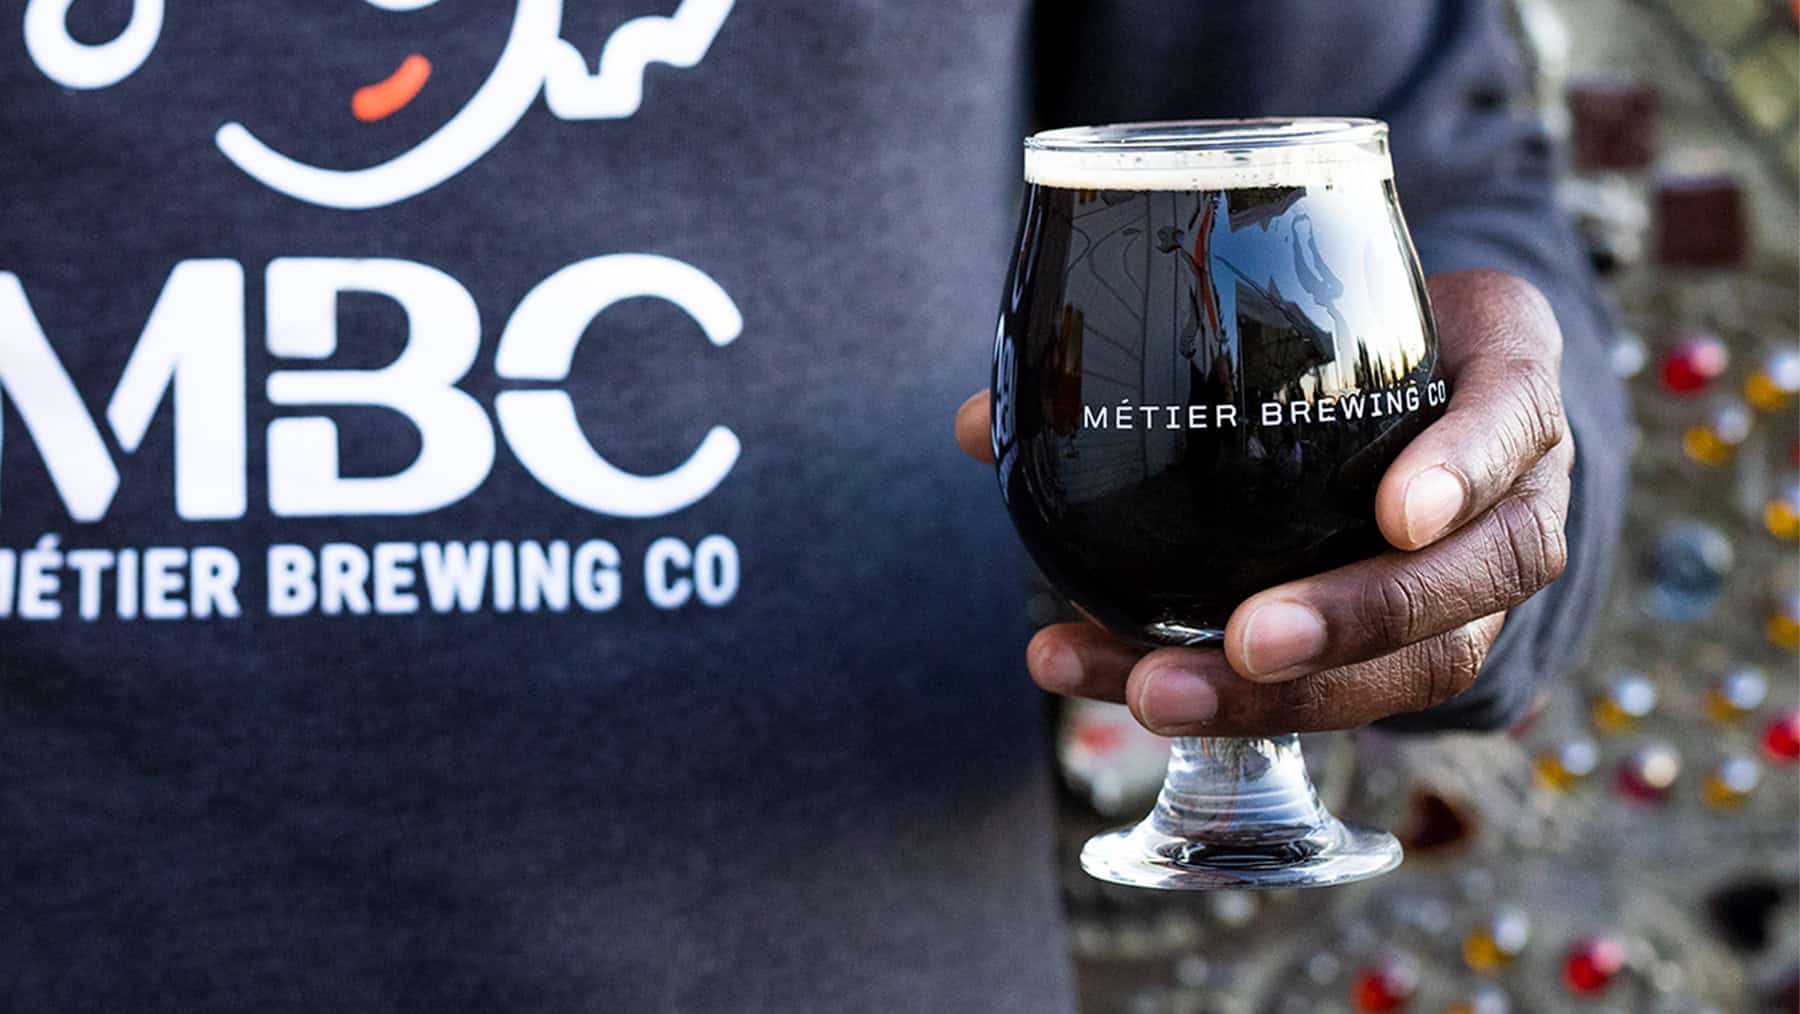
[992,120,1446,889]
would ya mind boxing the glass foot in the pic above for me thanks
[1079,733,1401,890]
[1080,812,1401,890]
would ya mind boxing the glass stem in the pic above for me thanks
[1148,734,1331,847]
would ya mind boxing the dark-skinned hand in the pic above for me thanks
[954,270,1574,737]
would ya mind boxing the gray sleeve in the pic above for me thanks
[1033,0,1631,730]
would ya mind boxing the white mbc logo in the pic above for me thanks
[0,254,741,522]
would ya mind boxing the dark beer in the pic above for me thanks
[993,128,1445,645]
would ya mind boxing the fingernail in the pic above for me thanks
[1403,466,1467,546]
[1032,640,1084,692]
[1138,665,1219,729]
[1240,601,1328,676]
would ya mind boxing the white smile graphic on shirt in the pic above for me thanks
[23,0,736,209]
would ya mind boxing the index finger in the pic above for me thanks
[955,389,994,464]
[1375,270,1568,551]
[1226,452,1570,682]
[1127,614,1506,736]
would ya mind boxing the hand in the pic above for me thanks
[955,270,1574,736]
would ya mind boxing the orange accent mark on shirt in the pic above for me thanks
[352,54,432,123]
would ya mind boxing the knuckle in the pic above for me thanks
[1447,623,1492,688]
[1217,675,1334,736]
[1413,625,1490,709]
[1555,428,1577,475]
[1491,489,1569,595]
[1491,272,1564,359]
[1263,674,1339,732]
[1501,358,1568,461]
[1356,565,1433,648]
[1531,493,1571,585]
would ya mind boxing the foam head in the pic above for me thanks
[1023,118,1393,191]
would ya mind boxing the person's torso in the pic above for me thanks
[0,4,1070,1010]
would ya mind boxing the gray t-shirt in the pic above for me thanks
[0,2,1621,1011]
